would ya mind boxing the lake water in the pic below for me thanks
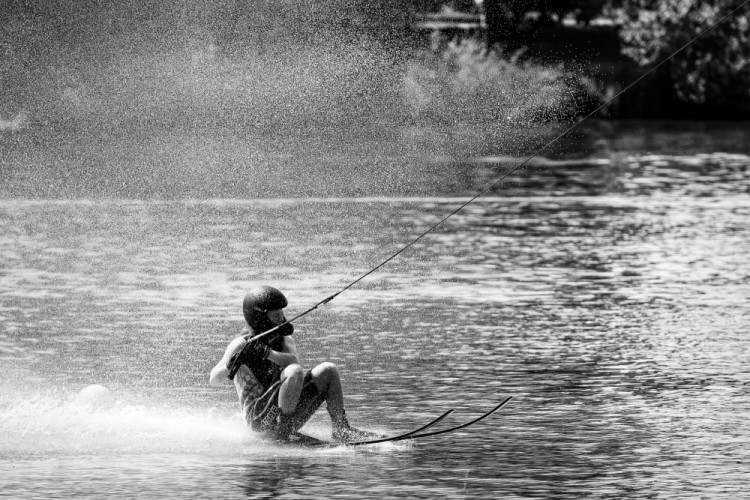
[1,121,749,498]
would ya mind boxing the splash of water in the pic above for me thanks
[0,385,393,458]
[0,387,252,457]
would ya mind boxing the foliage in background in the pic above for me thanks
[613,0,750,112]
[403,39,598,127]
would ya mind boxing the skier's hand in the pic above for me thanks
[226,340,269,380]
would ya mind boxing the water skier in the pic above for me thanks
[209,285,378,443]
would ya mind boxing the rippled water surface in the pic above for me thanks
[1,129,750,498]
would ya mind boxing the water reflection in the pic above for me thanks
[465,151,750,198]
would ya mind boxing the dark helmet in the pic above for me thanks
[243,285,290,334]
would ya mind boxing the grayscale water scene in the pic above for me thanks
[2,2,749,499]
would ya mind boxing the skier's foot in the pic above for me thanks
[332,424,384,443]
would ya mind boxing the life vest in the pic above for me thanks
[240,329,288,391]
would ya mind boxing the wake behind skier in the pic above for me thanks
[209,285,379,442]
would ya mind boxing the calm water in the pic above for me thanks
[1,123,750,499]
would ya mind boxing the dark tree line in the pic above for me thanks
[616,0,750,113]
[419,0,750,115]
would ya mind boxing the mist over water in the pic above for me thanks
[1,0,605,199]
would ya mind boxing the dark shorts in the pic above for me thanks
[246,370,326,434]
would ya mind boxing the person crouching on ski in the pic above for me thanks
[209,285,377,443]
